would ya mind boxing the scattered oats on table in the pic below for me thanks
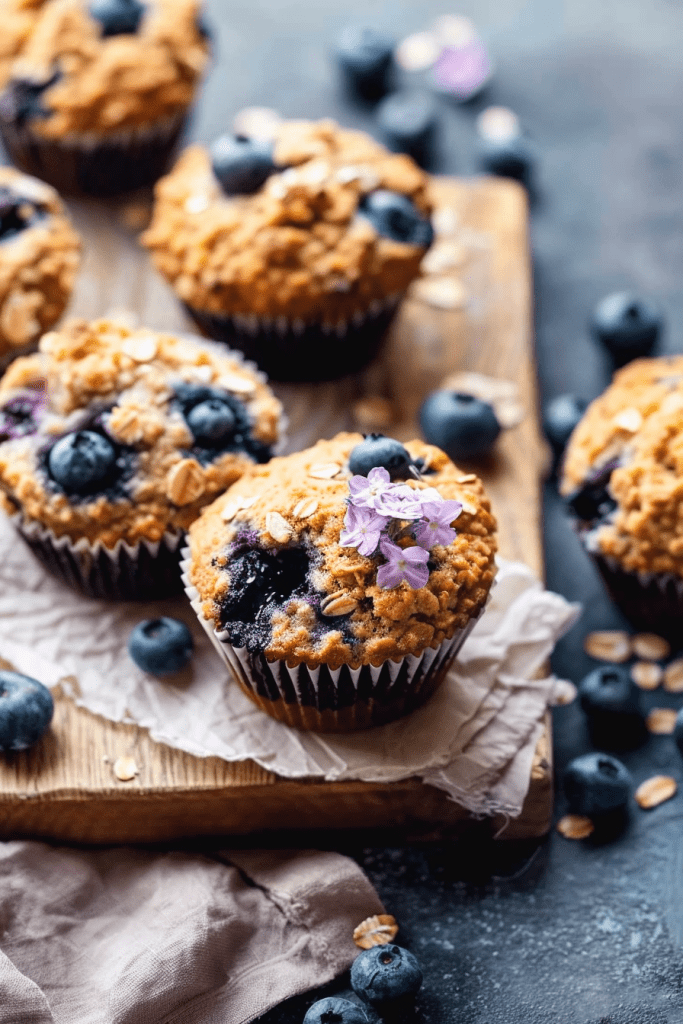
[645,708,677,735]
[631,661,662,691]
[557,814,594,840]
[584,630,632,663]
[663,659,683,693]
[632,633,671,662]
[635,775,677,809]
[353,914,399,949]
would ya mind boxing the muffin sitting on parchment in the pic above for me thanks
[142,118,434,382]
[0,0,211,196]
[561,355,683,644]
[0,318,283,599]
[184,432,496,732]
[0,167,80,371]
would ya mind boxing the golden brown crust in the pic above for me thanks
[0,0,209,138]
[0,167,80,359]
[142,119,432,321]
[0,318,283,546]
[561,356,683,577]
[188,433,497,669]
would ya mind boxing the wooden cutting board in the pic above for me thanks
[0,175,550,845]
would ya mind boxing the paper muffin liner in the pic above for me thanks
[0,112,187,197]
[183,293,403,382]
[12,510,185,600]
[588,550,683,649]
[181,546,479,732]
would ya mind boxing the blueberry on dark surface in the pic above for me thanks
[565,462,618,524]
[478,135,534,183]
[219,547,310,650]
[47,430,118,497]
[376,90,438,163]
[210,135,278,195]
[543,394,588,459]
[174,383,271,463]
[0,73,58,127]
[0,187,42,241]
[0,670,54,752]
[579,665,640,717]
[129,618,194,676]
[303,997,380,1024]
[563,752,632,817]
[348,434,412,479]
[0,392,44,442]
[335,25,394,101]
[89,0,145,37]
[359,190,434,248]
[674,708,683,759]
[186,399,236,447]
[419,390,501,461]
[351,944,423,1007]
[590,292,662,367]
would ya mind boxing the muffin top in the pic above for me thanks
[188,433,497,670]
[0,318,283,547]
[561,356,683,577]
[0,166,80,357]
[142,118,433,321]
[0,0,210,139]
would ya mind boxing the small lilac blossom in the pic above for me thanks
[398,486,444,519]
[339,503,389,557]
[348,467,394,511]
[377,538,430,590]
[413,500,463,549]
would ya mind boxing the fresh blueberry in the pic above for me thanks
[128,618,194,676]
[186,399,236,447]
[0,73,58,127]
[674,708,683,759]
[565,462,618,524]
[590,292,662,368]
[210,135,278,195]
[543,394,588,460]
[359,190,434,248]
[303,997,380,1024]
[376,90,438,164]
[0,670,54,752]
[348,434,412,479]
[0,392,45,441]
[47,430,117,497]
[563,752,632,817]
[351,944,423,1007]
[578,664,645,749]
[477,135,534,184]
[419,390,501,461]
[218,547,310,650]
[335,25,394,101]
[89,0,145,37]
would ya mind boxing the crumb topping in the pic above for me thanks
[0,318,283,545]
[142,119,433,320]
[561,356,683,577]
[0,0,210,138]
[188,433,497,669]
[0,166,80,359]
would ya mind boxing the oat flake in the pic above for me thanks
[557,814,594,840]
[308,463,341,480]
[292,498,319,519]
[113,756,139,782]
[632,632,671,662]
[353,914,400,949]
[635,775,677,809]
[664,659,683,693]
[631,661,662,690]
[265,512,292,543]
[584,630,631,663]
[646,708,677,734]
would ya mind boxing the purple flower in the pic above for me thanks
[377,538,430,590]
[348,466,394,510]
[397,486,443,519]
[413,500,463,549]
[339,503,389,557]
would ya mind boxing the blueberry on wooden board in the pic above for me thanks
[47,430,118,497]
[419,390,501,460]
[563,752,632,817]
[129,618,194,676]
[359,190,434,248]
[0,670,54,751]
[351,944,423,1006]
[348,434,412,479]
[590,292,662,368]
[210,136,278,195]
[303,997,380,1024]
[89,0,145,37]
[335,26,394,101]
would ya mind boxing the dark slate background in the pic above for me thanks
[114,0,683,1020]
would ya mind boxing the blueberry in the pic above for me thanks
[128,618,194,676]
[0,392,44,441]
[186,399,236,447]
[351,944,423,1007]
[543,394,588,460]
[477,135,534,184]
[565,462,618,524]
[376,90,438,164]
[303,997,380,1024]
[590,292,662,368]
[218,547,310,649]
[335,25,394,101]
[47,430,117,496]
[578,664,645,749]
[419,390,501,461]
[359,190,434,248]
[89,0,144,37]
[0,73,58,127]
[563,752,632,817]
[210,135,278,195]
[0,187,40,240]
[0,670,54,752]
[674,708,683,759]
[348,434,412,479]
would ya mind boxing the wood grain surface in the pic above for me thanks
[0,175,550,844]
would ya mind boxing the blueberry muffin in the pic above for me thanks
[0,0,211,196]
[142,118,434,381]
[0,167,80,370]
[561,356,683,643]
[0,318,283,599]
[184,432,496,731]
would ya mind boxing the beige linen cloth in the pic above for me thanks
[0,844,384,1024]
